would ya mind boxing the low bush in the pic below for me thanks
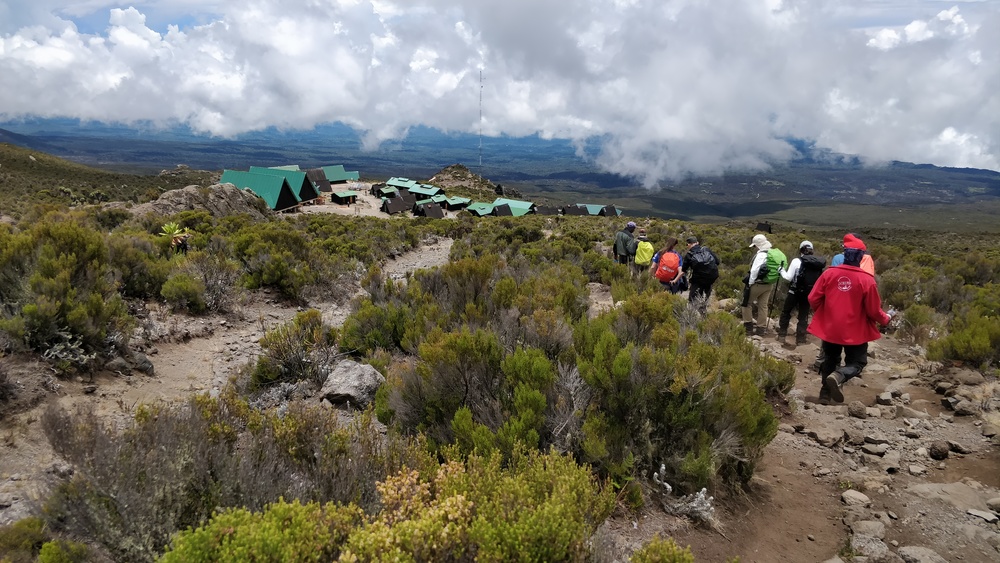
[248,309,339,391]
[0,517,46,563]
[160,273,207,313]
[630,535,696,563]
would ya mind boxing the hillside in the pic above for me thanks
[0,143,218,218]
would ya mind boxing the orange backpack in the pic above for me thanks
[655,252,681,283]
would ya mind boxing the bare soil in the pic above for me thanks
[2,239,999,562]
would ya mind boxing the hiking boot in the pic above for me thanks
[818,384,831,405]
[775,331,787,342]
[743,322,754,336]
[823,371,846,404]
[795,334,809,346]
[775,334,787,345]
[754,326,768,337]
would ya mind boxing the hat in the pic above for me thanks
[685,236,698,244]
[626,221,636,229]
[799,240,813,250]
[843,233,866,251]
[749,234,769,249]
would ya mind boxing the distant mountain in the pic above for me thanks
[2,120,999,229]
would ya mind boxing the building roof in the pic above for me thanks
[492,197,534,216]
[334,190,360,198]
[576,203,606,216]
[306,168,332,193]
[322,164,360,183]
[493,204,514,216]
[220,170,299,211]
[408,184,442,197]
[444,196,471,206]
[421,203,445,219]
[250,166,319,202]
[387,177,420,190]
[382,197,410,215]
[270,165,301,171]
[466,202,495,216]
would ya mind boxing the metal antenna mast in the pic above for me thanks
[478,70,483,167]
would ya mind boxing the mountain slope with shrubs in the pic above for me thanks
[1,159,1000,561]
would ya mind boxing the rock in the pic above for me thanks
[915,447,928,458]
[132,352,155,375]
[318,360,386,408]
[83,385,97,394]
[983,424,1000,438]
[940,396,959,410]
[851,520,887,539]
[876,392,893,405]
[967,509,999,523]
[951,368,986,385]
[897,546,948,563]
[934,381,953,394]
[844,428,866,446]
[127,183,272,221]
[862,443,888,456]
[947,440,973,454]
[847,401,868,418]
[104,356,130,374]
[866,407,883,418]
[953,400,979,416]
[908,465,927,476]
[898,406,931,419]
[865,433,890,445]
[850,535,889,557]
[927,441,950,460]
[987,497,1000,512]
[842,489,871,507]
[47,462,74,479]
[808,427,844,448]
[778,423,796,434]
[0,494,12,509]
[880,450,901,473]
[869,553,905,563]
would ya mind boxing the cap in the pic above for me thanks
[685,236,698,244]
[626,221,636,228]
[843,233,866,251]
[749,234,769,248]
[799,240,813,250]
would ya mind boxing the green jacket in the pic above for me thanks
[614,229,635,257]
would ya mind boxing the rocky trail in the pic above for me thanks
[2,237,999,562]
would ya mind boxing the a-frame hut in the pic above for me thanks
[220,170,299,212]
[250,166,320,204]
[382,197,410,215]
[306,168,333,193]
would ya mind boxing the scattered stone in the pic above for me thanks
[318,360,386,408]
[866,407,883,418]
[986,497,1000,512]
[941,396,960,410]
[848,400,868,418]
[983,424,999,438]
[778,423,796,434]
[132,352,154,375]
[915,447,928,458]
[865,433,890,445]
[934,382,953,395]
[898,406,931,419]
[904,430,921,439]
[850,535,889,557]
[928,441,950,460]
[851,519,887,539]
[908,465,928,476]
[842,489,871,507]
[953,400,979,416]
[967,509,999,523]
[845,428,866,446]
[104,356,130,374]
[951,368,986,386]
[897,546,948,563]
[808,427,844,448]
[876,392,893,405]
[807,534,815,541]
[814,468,832,477]
[0,494,12,509]
[947,440,974,455]
[862,443,889,456]
[888,511,898,520]
[880,451,901,474]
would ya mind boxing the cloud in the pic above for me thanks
[0,0,998,185]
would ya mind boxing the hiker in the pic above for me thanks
[614,221,637,266]
[776,240,825,346]
[633,229,655,276]
[650,237,686,294]
[831,233,875,276]
[742,234,784,336]
[808,235,893,404]
[681,236,720,313]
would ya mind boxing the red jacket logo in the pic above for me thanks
[837,277,852,292]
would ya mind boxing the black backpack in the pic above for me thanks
[794,255,826,293]
[688,247,719,281]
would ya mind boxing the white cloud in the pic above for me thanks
[0,0,998,185]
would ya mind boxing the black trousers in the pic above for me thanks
[688,279,713,314]
[819,341,868,382]
[778,290,811,337]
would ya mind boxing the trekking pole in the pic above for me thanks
[766,279,779,331]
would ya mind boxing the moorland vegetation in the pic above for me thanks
[1,150,1000,561]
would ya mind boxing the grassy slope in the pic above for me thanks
[0,143,217,217]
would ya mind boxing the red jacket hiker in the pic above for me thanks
[807,264,891,345]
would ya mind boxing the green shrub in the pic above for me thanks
[249,309,339,390]
[161,499,363,563]
[630,535,696,563]
[160,273,207,313]
[36,540,90,563]
[0,517,46,563]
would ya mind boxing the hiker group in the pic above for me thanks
[740,231,894,405]
[615,222,721,314]
[616,221,893,405]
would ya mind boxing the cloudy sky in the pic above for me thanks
[1,1,998,185]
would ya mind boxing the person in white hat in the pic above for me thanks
[742,234,776,335]
[776,241,826,346]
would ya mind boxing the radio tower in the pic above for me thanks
[478,70,483,168]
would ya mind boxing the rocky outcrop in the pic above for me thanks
[318,360,385,408]
[125,183,272,221]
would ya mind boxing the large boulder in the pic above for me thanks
[126,184,271,221]
[319,360,385,408]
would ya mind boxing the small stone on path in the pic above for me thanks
[842,489,871,507]
[928,441,950,460]
[967,509,999,523]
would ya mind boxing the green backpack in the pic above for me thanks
[763,248,788,284]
